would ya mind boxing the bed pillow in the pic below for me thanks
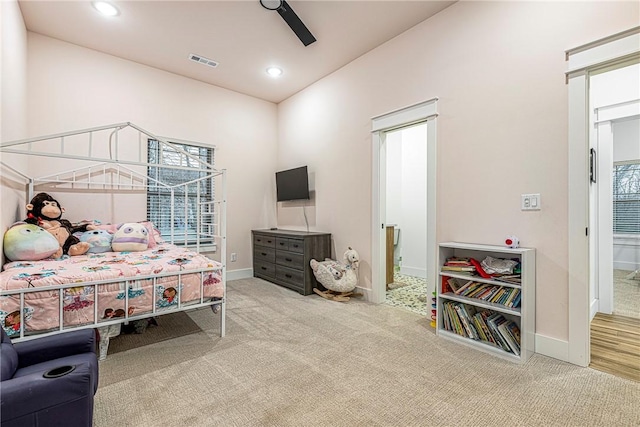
[142,221,165,245]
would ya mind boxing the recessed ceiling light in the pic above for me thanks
[266,67,283,77]
[92,1,119,17]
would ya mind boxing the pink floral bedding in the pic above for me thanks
[0,244,223,337]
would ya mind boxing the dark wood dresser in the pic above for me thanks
[252,229,331,295]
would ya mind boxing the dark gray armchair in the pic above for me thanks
[1,327,99,427]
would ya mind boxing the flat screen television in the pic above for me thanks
[276,166,310,202]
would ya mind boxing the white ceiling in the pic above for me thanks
[18,0,455,103]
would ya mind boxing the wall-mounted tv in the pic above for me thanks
[276,166,310,202]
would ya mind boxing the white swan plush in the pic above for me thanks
[310,247,362,301]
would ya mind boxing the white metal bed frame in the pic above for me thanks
[0,122,226,358]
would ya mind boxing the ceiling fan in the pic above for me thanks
[260,0,317,46]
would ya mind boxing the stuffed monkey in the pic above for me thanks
[25,192,96,257]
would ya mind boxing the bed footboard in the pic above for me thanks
[1,266,225,359]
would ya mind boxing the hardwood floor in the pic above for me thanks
[590,312,640,382]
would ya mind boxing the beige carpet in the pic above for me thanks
[94,278,640,427]
[614,269,640,318]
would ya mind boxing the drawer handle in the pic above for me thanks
[261,252,267,256]
[257,239,262,242]
[261,267,267,271]
[279,242,286,246]
[285,258,292,262]
[267,240,273,244]
[292,244,299,248]
[285,274,292,278]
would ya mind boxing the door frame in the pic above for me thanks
[370,99,438,304]
[566,26,640,367]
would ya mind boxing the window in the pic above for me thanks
[613,162,640,234]
[147,139,215,244]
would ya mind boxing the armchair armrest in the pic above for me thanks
[15,329,96,368]
[0,362,94,423]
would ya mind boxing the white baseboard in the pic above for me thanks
[355,286,374,302]
[613,261,640,271]
[227,268,253,281]
[400,266,427,278]
[535,333,569,362]
[590,299,599,320]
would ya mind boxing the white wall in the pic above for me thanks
[385,125,428,276]
[591,63,640,109]
[613,118,640,162]
[277,1,640,342]
[399,125,427,278]
[25,33,278,270]
[0,0,29,262]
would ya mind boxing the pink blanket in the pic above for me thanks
[0,244,223,337]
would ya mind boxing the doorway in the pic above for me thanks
[589,63,640,320]
[383,123,429,315]
[567,26,640,367]
[588,64,640,382]
[370,99,438,309]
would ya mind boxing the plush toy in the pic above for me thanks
[79,229,113,253]
[24,192,95,258]
[310,247,362,302]
[3,222,60,261]
[111,223,149,252]
[505,235,520,249]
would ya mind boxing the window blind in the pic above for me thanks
[147,139,215,244]
[613,162,640,234]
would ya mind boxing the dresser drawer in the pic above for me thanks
[275,237,304,254]
[275,237,290,251]
[276,265,305,289]
[254,246,275,263]
[254,260,275,278]
[287,239,304,254]
[253,234,276,248]
[275,250,304,270]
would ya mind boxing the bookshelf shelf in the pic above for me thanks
[436,242,536,364]
[439,292,521,316]
[438,329,521,362]
[438,271,522,290]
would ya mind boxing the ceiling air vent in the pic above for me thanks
[188,53,218,68]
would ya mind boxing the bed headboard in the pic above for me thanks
[0,122,226,254]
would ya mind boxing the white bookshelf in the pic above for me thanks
[436,242,536,363]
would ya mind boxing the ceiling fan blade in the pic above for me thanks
[277,1,316,46]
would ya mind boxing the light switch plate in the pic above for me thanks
[522,194,541,211]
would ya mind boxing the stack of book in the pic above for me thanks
[441,301,521,356]
[445,278,521,308]
[430,291,437,328]
[441,257,476,273]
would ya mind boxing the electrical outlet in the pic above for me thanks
[231,253,237,262]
